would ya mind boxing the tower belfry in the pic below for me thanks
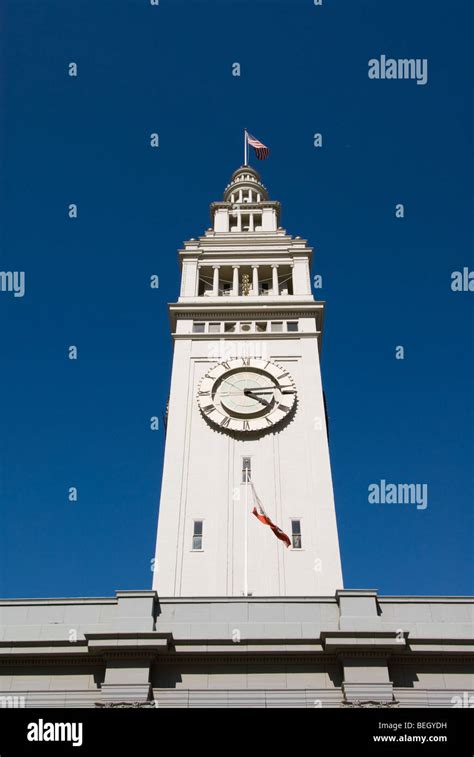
[153,164,343,597]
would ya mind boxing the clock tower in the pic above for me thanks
[153,165,343,597]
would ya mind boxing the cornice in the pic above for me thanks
[210,201,280,211]
[179,235,311,253]
[0,597,118,606]
[332,649,473,661]
[172,298,322,308]
[153,654,340,665]
[0,590,157,607]
[169,306,323,320]
[156,596,338,604]
[1,594,472,608]
[2,649,472,667]
[0,655,105,666]
[378,596,474,603]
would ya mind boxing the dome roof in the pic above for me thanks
[223,165,269,202]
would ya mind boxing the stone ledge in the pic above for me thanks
[323,632,407,652]
[342,682,395,704]
[100,683,151,704]
[85,633,170,653]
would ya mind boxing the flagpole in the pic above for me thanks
[244,472,249,596]
[244,129,248,166]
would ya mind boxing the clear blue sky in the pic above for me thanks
[1,0,472,598]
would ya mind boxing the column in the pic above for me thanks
[180,259,199,297]
[252,265,259,296]
[292,257,311,295]
[249,213,254,232]
[272,264,279,295]
[232,266,240,296]
[212,265,220,296]
[100,657,153,705]
[333,590,397,705]
[95,590,159,706]
[196,264,202,297]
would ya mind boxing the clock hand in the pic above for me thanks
[217,391,252,397]
[219,386,270,397]
[246,393,272,406]
[222,380,248,393]
[245,386,296,394]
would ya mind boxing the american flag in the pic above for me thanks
[246,132,270,161]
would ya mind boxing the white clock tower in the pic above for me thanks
[153,164,343,597]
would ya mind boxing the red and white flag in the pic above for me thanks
[246,131,270,161]
[251,483,291,548]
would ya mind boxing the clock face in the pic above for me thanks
[197,357,297,434]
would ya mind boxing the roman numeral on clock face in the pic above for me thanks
[219,416,230,428]
[198,390,210,396]
[241,358,250,366]
[242,420,250,431]
[279,405,291,413]
[202,405,214,415]
[221,362,231,370]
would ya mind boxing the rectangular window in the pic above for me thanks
[242,457,251,483]
[224,322,236,332]
[256,322,267,332]
[271,321,283,332]
[208,322,221,333]
[259,281,271,295]
[287,321,298,332]
[192,520,203,550]
[193,322,205,333]
[291,520,302,549]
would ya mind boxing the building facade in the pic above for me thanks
[0,165,472,709]
[0,591,472,707]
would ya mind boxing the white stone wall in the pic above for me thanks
[153,333,343,597]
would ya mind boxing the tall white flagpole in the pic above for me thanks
[244,472,249,596]
[244,128,248,166]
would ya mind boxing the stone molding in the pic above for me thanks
[341,700,400,708]
[342,682,395,704]
[95,701,156,708]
